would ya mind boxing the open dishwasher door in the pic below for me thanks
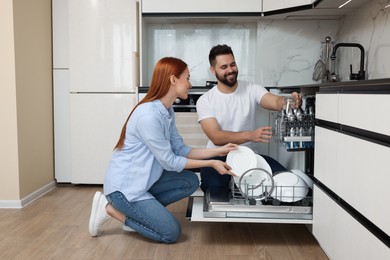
[186,177,313,224]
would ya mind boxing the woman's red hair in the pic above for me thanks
[114,57,188,150]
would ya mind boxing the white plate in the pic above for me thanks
[254,154,272,176]
[290,169,313,189]
[271,171,308,202]
[226,146,257,177]
[233,154,273,198]
[234,168,274,197]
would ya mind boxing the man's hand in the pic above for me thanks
[291,92,302,108]
[249,126,273,143]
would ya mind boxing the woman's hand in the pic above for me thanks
[215,143,238,156]
[211,160,236,176]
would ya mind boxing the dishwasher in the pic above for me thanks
[186,95,316,224]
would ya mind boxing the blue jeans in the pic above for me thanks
[106,170,199,244]
[200,154,287,193]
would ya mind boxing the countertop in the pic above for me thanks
[270,78,390,94]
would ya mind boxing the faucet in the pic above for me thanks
[330,43,365,80]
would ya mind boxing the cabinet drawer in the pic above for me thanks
[313,186,390,260]
[315,126,390,236]
[338,94,390,135]
[175,112,208,148]
[316,94,339,122]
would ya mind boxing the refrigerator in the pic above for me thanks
[53,0,139,184]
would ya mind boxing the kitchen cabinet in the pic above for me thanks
[70,94,135,184]
[263,0,314,12]
[313,186,390,260]
[52,0,70,182]
[53,0,139,184]
[141,0,262,13]
[52,0,68,69]
[313,88,390,259]
[141,0,315,14]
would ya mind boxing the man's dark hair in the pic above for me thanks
[208,44,234,67]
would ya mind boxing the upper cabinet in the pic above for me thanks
[141,0,262,13]
[141,0,318,14]
[52,0,69,69]
[263,0,314,12]
[141,0,372,19]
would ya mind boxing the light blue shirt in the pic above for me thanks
[104,100,191,202]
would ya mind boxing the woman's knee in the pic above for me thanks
[161,220,181,244]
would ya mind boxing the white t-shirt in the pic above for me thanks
[196,80,268,148]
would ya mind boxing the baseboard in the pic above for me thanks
[0,181,56,209]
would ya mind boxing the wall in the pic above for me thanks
[0,0,54,207]
[336,0,390,80]
[256,0,390,84]
[0,0,20,201]
[255,19,340,86]
[142,21,258,86]
[142,19,343,88]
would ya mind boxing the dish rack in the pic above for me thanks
[230,177,313,207]
[273,103,315,151]
[203,177,313,220]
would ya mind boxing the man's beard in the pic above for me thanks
[216,71,238,87]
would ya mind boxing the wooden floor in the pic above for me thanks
[0,186,328,260]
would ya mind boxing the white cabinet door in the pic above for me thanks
[52,0,69,69]
[175,112,208,148]
[315,126,390,236]
[338,94,390,136]
[313,126,339,190]
[334,131,390,236]
[314,186,390,260]
[313,186,335,259]
[53,70,71,183]
[334,202,390,260]
[316,93,339,122]
[141,0,262,13]
[263,0,313,12]
[70,94,135,184]
[68,0,137,92]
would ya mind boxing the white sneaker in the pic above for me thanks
[89,191,110,237]
[122,224,135,232]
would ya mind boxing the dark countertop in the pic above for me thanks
[138,86,212,94]
[269,78,390,94]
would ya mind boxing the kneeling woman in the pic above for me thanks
[89,57,237,243]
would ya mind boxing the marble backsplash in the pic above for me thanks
[143,0,390,87]
[336,0,390,81]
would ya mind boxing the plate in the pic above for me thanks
[290,169,313,189]
[270,171,308,202]
[233,154,273,198]
[254,154,272,176]
[234,168,274,198]
[226,146,257,177]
